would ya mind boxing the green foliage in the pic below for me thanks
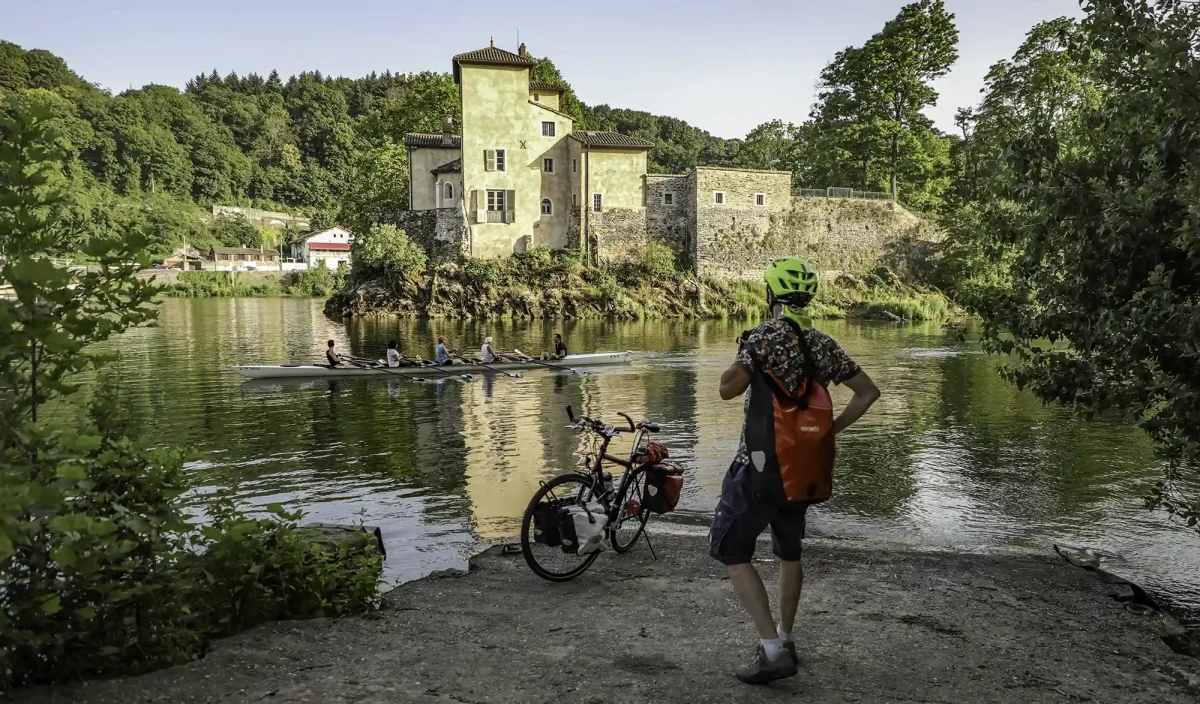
[351,223,426,293]
[945,0,1200,529]
[0,99,382,688]
[285,265,345,297]
[806,0,958,207]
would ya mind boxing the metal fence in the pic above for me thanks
[794,187,892,200]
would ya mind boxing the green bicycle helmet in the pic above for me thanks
[764,257,819,328]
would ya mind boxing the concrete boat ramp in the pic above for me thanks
[18,535,1199,703]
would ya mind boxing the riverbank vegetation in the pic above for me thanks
[165,266,344,298]
[326,231,950,322]
[0,102,382,689]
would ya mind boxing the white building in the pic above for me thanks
[290,226,353,270]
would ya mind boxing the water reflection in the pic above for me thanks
[91,298,1200,628]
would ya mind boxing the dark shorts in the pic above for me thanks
[708,461,811,565]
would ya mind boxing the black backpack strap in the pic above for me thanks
[781,319,818,389]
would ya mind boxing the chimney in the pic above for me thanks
[519,43,527,58]
[441,113,454,146]
[489,36,494,48]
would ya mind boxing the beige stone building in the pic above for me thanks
[401,43,929,280]
[405,42,653,259]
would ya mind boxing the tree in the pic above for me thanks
[350,224,426,294]
[971,0,1200,530]
[338,139,409,235]
[810,0,958,204]
[734,120,801,174]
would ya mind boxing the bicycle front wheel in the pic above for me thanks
[520,473,601,582]
[611,467,649,553]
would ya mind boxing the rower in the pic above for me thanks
[325,340,341,368]
[542,333,568,360]
[435,336,458,365]
[481,336,509,364]
[386,340,403,368]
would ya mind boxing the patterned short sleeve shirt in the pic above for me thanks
[731,319,861,466]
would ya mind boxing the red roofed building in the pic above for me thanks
[290,226,353,270]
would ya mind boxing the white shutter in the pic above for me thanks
[485,149,495,172]
[505,189,516,224]
[471,189,483,224]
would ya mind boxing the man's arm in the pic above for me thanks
[719,364,752,400]
[833,370,880,435]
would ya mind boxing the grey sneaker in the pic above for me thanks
[735,645,798,684]
[783,638,798,665]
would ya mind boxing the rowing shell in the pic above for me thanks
[232,351,634,379]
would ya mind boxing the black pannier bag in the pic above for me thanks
[532,501,562,547]
[642,463,684,514]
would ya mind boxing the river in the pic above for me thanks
[95,297,1200,628]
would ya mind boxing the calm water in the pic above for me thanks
[94,298,1200,627]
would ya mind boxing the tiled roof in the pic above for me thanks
[569,131,655,149]
[431,158,462,174]
[404,133,462,148]
[453,46,536,67]
[529,81,566,93]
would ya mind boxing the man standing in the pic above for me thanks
[710,257,880,684]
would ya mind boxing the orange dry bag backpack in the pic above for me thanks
[742,324,835,503]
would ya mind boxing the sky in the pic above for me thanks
[2,0,1084,139]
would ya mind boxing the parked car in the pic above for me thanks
[150,264,168,270]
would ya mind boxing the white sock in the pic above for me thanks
[761,637,785,660]
[777,625,791,641]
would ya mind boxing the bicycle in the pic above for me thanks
[519,405,673,582]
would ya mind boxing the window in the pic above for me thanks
[541,198,553,215]
[593,193,603,212]
[714,191,725,205]
[541,121,555,137]
[444,183,454,200]
[486,189,509,223]
[573,193,578,207]
[485,148,507,172]
[543,158,554,173]
[754,193,766,206]
[572,158,577,173]
[533,93,540,102]
[486,189,506,211]
[662,192,675,206]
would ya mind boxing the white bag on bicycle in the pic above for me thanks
[558,502,608,555]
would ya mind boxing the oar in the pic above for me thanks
[510,349,590,376]
[399,355,476,382]
[459,357,524,379]
[344,356,434,384]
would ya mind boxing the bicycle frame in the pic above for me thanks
[577,426,649,528]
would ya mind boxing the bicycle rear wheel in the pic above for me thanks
[611,467,649,553]
[520,473,601,582]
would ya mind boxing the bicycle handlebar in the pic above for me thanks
[565,406,660,435]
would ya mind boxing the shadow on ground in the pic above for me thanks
[18,535,1200,703]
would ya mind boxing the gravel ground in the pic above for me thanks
[16,534,1199,703]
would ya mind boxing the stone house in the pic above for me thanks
[403,42,929,280]
[405,41,652,259]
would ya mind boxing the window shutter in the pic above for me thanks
[505,189,516,224]
[471,189,483,223]
[485,150,495,172]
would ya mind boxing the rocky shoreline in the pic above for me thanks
[20,533,1198,703]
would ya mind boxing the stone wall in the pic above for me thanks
[696,194,930,280]
[385,207,469,261]
[645,174,692,264]
[590,207,648,264]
